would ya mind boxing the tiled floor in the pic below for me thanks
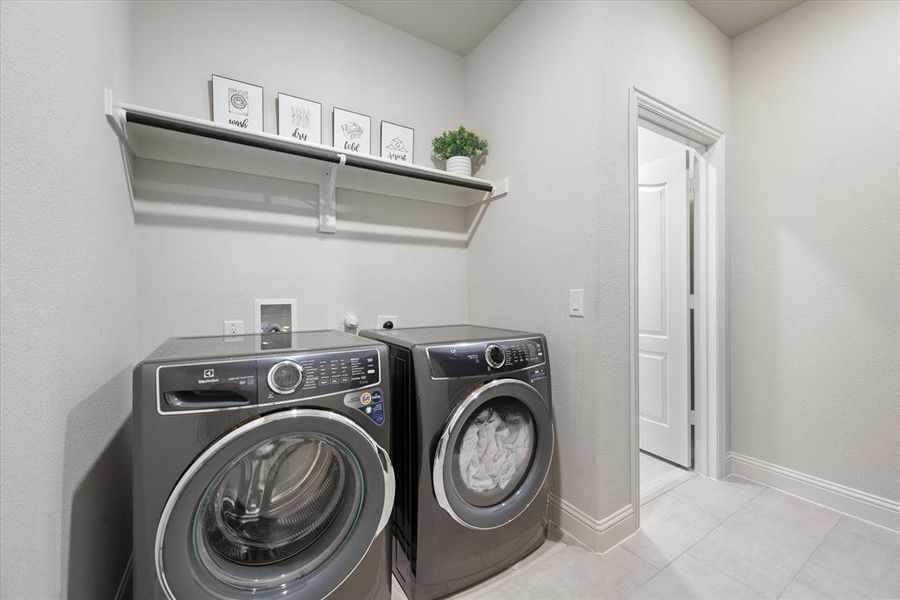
[393,476,900,600]
[639,451,696,505]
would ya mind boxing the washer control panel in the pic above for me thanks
[258,348,380,403]
[157,347,380,412]
[427,338,545,379]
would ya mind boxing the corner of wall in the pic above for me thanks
[548,494,637,554]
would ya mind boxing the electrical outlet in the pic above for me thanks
[377,315,398,330]
[223,320,244,336]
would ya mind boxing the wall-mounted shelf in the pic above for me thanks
[105,92,508,234]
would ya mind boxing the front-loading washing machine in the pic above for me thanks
[359,325,553,600]
[132,331,395,600]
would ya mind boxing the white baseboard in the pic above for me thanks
[547,494,636,553]
[727,452,900,532]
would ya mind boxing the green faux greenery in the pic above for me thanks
[431,125,489,160]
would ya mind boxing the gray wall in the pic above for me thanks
[0,2,136,598]
[729,0,900,500]
[131,0,471,355]
[465,0,730,526]
[4,3,896,598]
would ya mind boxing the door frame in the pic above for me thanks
[628,87,726,526]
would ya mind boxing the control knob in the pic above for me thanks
[268,360,303,394]
[485,344,506,369]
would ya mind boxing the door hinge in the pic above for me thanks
[689,294,697,310]
[690,409,696,425]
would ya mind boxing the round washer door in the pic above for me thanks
[433,378,553,530]
[156,408,394,600]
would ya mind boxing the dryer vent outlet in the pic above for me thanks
[377,315,398,330]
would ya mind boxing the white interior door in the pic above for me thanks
[638,149,691,467]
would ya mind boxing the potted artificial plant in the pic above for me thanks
[431,125,488,177]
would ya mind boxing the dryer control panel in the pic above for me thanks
[157,347,380,413]
[426,338,545,379]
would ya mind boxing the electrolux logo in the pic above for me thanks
[199,368,219,384]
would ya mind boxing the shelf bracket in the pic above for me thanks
[489,177,509,200]
[104,88,136,214]
[318,154,345,234]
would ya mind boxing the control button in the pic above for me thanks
[267,360,303,394]
[485,344,506,369]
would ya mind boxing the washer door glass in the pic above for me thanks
[451,396,536,507]
[156,409,393,600]
[195,433,362,589]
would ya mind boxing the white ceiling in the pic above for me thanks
[337,0,521,56]
[339,0,803,54]
[687,0,805,37]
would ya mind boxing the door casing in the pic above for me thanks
[628,87,727,529]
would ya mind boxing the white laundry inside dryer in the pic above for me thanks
[457,403,534,501]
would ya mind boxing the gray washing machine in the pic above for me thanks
[359,325,553,600]
[132,331,395,600]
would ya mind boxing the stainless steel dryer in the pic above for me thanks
[132,331,394,600]
[359,325,553,600]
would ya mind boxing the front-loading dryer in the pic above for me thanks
[132,331,394,600]
[359,325,553,600]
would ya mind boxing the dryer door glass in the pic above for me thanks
[450,396,536,507]
[195,432,363,586]
[433,378,554,530]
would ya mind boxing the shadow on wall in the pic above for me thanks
[130,158,478,247]
[62,368,133,600]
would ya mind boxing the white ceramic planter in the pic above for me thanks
[446,156,472,177]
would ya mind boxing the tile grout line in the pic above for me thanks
[729,469,900,535]
[672,481,771,593]
[624,483,765,598]
[775,518,841,599]
[665,469,702,495]
[639,468,701,507]
[686,483,848,599]
[451,540,569,599]
[640,452,700,506]
[620,544,666,599]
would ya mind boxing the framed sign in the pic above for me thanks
[277,93,322,144]
[333,107,371,154]
[380,121,414,164]
[211,74,263,132]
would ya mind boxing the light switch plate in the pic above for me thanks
[569,289,584,317]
